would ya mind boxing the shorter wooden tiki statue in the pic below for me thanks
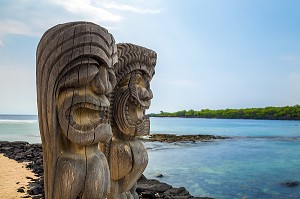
[102,43,156,199]
[36,22,117,199]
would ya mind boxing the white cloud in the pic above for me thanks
[0,0,163,45]
[0,19,35,36]
[0,0,123,46]
[0,19,37,46]
[103,2,161,14]
[51,0,123,22]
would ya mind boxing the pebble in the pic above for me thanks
[17,188,25,193]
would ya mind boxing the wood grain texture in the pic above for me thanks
[108,138,133,181]
[36,22,117,199]
[106,43,157,199]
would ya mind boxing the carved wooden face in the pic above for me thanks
[127,72,152,123]
[114,71,152,137]
[57,57,116,145]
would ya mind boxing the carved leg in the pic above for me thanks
[54,154,86,199]
[81,147,110,199]
[130,182,139,199]
[122,192,133,199]
[107,180,119,199]
[107,181,133,199]
[121,141,148,191]
[125,191,135,199]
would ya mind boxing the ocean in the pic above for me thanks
[0,115,40,143]
[0,115,300,198]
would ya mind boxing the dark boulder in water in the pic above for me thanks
[281,181,300,187]
[156,173,164,178]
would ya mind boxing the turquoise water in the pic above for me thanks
[0,115,40,143]
[150,117,300,137]
[0,116,300,198]
[145,118,300,198]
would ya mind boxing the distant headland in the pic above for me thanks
[149,105,300,120]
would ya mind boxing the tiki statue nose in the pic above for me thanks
[91,67,112,94]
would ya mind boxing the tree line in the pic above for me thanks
[149,105,300,120]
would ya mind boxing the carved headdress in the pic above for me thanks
[36,22,117,199]
[114,43,156,83]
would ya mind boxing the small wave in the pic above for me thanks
[231,136,300,141]
[0,119,38,124]
[146,145,179,151]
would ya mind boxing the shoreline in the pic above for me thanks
[0,141,213,199]
[138,134,230,143]
[149,116,300,121]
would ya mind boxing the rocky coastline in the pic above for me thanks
[0,141,213,199]
[138,134,230,143]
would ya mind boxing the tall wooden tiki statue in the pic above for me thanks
[102,43,157,199]
[36,22,117,199]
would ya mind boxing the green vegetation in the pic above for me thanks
[149,105,300,120]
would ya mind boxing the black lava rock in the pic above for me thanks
[156,174,164,178]
[17,188,25,193]
[281,181,300,187]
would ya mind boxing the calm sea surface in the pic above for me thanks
[0,115,300,198]
[0,115,40,143]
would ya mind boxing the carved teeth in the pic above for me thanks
[65,109,71,116]
[73,123,80,130]
[69,116,76,126]
[80,124,87,132]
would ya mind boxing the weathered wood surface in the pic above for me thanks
[102,43,157,199]
[36,22,117,199]
[37,22,157,199]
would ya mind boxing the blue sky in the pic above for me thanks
[0,0,300,114]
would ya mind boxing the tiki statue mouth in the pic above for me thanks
[126,98,147,125]
[66,102,109,132]
[57,88,113,145]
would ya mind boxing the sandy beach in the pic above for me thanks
[0,154,36,199]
